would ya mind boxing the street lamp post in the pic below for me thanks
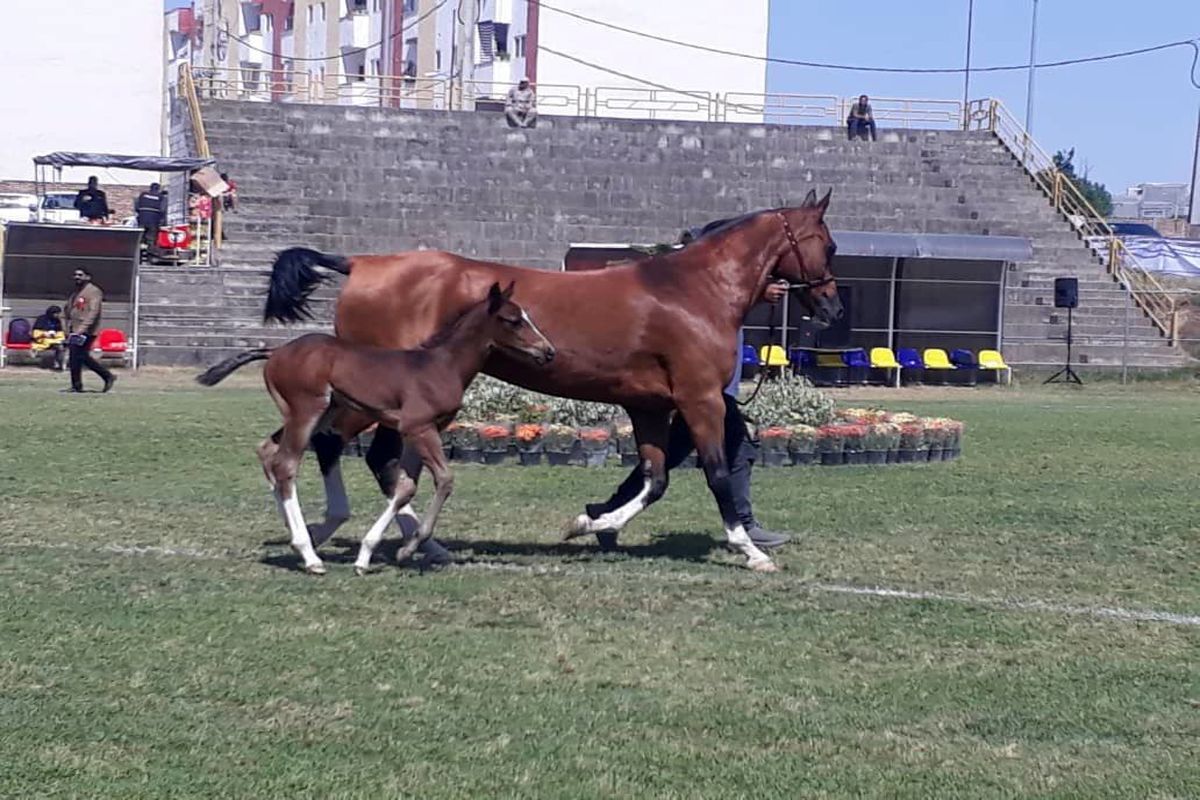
[1025,0,1040,133]
[962,0,975,126]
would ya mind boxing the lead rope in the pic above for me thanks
[736,299,779,408]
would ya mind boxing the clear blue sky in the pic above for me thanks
[768,0,1199,194]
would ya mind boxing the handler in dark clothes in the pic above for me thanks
[586,222,792,552]
[74,176,110,222]
[135,182,167,247]
[64,268,115,393]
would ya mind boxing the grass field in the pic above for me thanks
[0,369,1197,798]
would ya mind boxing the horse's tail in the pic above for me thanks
[263,247,352,324]
[196,348,273,387]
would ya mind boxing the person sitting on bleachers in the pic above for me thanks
[847,95,877,141]
[31,305,66,371]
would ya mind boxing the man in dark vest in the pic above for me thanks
[64,268,115,393]
[135,182,167,248]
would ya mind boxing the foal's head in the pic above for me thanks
[772,189,843,329]
[479,281,556,365]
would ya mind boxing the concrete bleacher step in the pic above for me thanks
[139,99,1188,368]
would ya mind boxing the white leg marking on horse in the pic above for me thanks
[277,485,325,574]
[568,478,651,537]
[354,492,404,575]
[726,522,777,573]
[309,463,351,547]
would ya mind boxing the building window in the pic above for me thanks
[404,37,418,80]
[319,3,327,22]
[403,0,417,13]
[373,0,380,10]
[307,6,314,23]
[514,35,525,58]
[285,10,294,30]
[435,49,441,71]
[371,58,381,75]
[350,0,368,13]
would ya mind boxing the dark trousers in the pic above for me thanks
[68,335,112,391]
[603,394,759,528]
[847,117,877,141]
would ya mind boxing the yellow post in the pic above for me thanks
[1053,172,1064,211]
[1170,306,1180,346]
[1108,238,1119,275]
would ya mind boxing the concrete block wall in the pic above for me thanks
[141,99,1185,368]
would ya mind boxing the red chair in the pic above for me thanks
[95,328,129,365]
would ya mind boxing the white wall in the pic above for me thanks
[0,0,165,184]
[534,0,768,121]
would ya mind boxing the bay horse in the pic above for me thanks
[197,282,555,575]
[262,193,842,572]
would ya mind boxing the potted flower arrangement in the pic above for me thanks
[945,420,965,460]
[514,422,545,466]
[863,424,892,465]
[449,420,484,463]
[479,423,513,465]
[579,426,613,467]
[757,426,792,468]
[897,422,926,463]
[816,424,846,466]
[876,422,902,463]
[544,423,579,467]
[787,424,817,466]
[924,419,947,462]
[615,420,638,467]
[840,423,869,465]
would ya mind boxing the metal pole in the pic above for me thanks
[1024,0,1039,133]
[962,0,974,126]
[1121,287,1130,385]
[781,291,790,356]
[1189,104,1200,228]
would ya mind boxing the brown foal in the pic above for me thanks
[197,282,554,574]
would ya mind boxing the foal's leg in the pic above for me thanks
[307,429,351,548]
[676,393,776,573]
[566,410,675,541]
[395,427,455,564]
[353,428,417,575]
[270,405,330,575]
[366,427,451,563]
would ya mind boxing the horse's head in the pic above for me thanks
[773,190,843,330]
[484,281,556,366]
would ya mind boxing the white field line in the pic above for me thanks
[4,539,1196,628]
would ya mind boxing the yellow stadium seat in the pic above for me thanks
[759,345,788,367]
[870,347,899,369]
[977,349,1012,385]
[922,348,954,369]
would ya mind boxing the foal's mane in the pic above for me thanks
[419,294,490,350]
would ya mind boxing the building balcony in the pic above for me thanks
[238,31,265,65]
[340,12,371,50]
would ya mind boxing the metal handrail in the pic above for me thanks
[970,98,1180,343]
[179,64,210,158]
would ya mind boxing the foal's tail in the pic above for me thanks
[195,348,273,387]
[263,247,352,325]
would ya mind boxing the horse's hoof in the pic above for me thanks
[354,565,370,577]
[748,559,778,574]
[563,514,594,540]
[304,563,328,576]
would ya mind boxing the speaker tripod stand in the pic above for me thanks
[1044,306,1083,385]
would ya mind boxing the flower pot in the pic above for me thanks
[518,451,543,466]
[760,449,790,468]
[926,446,943,462]
[442,444,454,460]
[844,450,867,465]
[583,449,609,467]
[546,451,573,467]
[898,449,922,463]
[886,448,899,464]
[789,450,815,466]
[865,450,888,465]
[456,447,484,464]
[942,447,959,461]
[482,449,509,465]
[620,453,640,467]
[820,450,845,466]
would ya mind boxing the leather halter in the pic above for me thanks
[777,211,835,290]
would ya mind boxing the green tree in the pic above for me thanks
[1052,148,1113,216]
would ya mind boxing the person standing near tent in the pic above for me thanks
[64,268,115,393]
[73,176,110,222]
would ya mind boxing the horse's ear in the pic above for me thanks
[487,282,505,313]
[502,280,516,299]
[816,188,832,218]
[801,189,818,208]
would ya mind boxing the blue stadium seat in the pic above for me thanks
[897,347,923,385]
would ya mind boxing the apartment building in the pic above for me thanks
[180,0,768,118]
